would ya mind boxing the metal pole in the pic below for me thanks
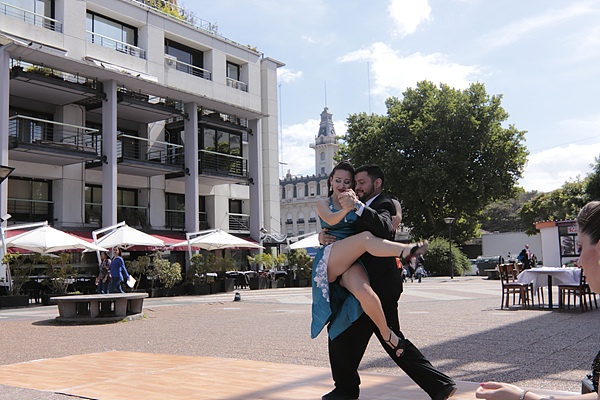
[449,224,454,279]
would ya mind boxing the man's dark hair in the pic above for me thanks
[355,164,385,187]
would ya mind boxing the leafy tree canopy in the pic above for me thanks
[480,189,539,233]
[339,80,528,241]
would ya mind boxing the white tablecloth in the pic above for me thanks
[517,267,581,291]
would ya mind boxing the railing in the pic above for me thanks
[165,210,210,231]
[201,108,249,128]
[285,219,293,225]
[117,134,184,167]
[226,77,248,92]
[199,149,248,178]
[165,56,211,80]
[0,1,62,32]
[86,31,146,59]
[131,0,258,53]
[9,115,100,153]
[12,60,100,88]
[229,213,250,232]
[8,198,54,223]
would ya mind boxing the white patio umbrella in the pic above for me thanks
[94,224,165,249]
[5,225,108,254]
[171,229,263,251]
[289,233,320,250]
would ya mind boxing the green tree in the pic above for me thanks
[339,81,528,241]
[585,157,600,200]
[518,179,587,235]
[480,190,539,233]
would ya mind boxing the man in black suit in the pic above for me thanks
[320,164,456,400]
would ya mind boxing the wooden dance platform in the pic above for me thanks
[0,351,574,399]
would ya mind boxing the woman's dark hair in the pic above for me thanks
[577,201,600,244]
[327,160,355,197]
[113,248,121,257]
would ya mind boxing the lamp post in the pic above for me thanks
[443,217,455,279]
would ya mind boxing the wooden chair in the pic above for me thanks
[558,271,588,312]
[499,263,534,309]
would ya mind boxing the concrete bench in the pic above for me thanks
[52,293,148,322]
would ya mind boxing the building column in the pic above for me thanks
[102,80,118,227]
[248,118,262,243]
[184,102,199,233]
[0,48,11,227]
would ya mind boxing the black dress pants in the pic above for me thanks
[327,298,454,398]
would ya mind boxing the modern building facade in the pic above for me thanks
[280,107,338,239]
[0,0,283,250]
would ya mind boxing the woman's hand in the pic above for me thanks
[475,382,527,399]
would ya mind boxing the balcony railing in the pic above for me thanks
[9,115,100,153]
[229,213,250,232]
[0,1,62,32]
[226,78,248,92]
[165,210,210,231]
[118,134,184,167]
[165,56,211,80]
[8,198,54,223]
[85,204,149,227]
[86,31,146,59]
[199,149,248,178]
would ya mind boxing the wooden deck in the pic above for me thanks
[0,351,472,399]
[0,351,577,399]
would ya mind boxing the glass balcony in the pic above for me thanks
[8,198,54,223]
[199,149,248,179]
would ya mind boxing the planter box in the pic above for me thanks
[271,277,286,288]
[221,278,234,293]
[0,295,29,308]
[190,284,211,295]
[249,277,268,290]
[209,281,220,294]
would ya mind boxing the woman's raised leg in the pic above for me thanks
[327,231,427,283]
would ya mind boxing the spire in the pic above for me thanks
[317,107,336,138]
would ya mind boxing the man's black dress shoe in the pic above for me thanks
[321,388,359,400]
[432,384,457,400]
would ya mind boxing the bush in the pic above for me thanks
[422,237,469,277]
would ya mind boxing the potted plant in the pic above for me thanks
[0,253,32,308]
[40,253,75,305]
[186,253,211,295]
[247,253,272,290]
[147,252,182,297]
[214,257,236,292]
[288,249,313,287]
[126,255,150,292]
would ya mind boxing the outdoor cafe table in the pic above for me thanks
[517,266,581,309]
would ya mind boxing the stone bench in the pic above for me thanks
[52,293,148,322]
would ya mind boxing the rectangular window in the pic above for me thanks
[165,39,203,69]
[226,61,240,81]
[8,177,52,222]
[87,12,136,45]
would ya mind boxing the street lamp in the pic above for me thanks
[443,217,456,279]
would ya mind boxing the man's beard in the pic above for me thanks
[358,189,374,202]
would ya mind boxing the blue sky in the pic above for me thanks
[189,0,600,192]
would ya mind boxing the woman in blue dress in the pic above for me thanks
[311,161,427,357]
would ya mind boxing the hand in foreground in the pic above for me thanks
[319,228,337,246]
[475,382,527,400]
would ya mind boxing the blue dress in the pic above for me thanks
[311,199,363,340]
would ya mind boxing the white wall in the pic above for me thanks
[481,232,542,262]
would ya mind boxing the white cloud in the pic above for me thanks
[482,2,598,49]
[279,119,347,178]
[277,67,303,84]
[339,42,480,98]
[301,35,316,44]
[519,143,600,192]
[388,0,432,37]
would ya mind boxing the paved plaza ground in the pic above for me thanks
[0,276,597,399]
